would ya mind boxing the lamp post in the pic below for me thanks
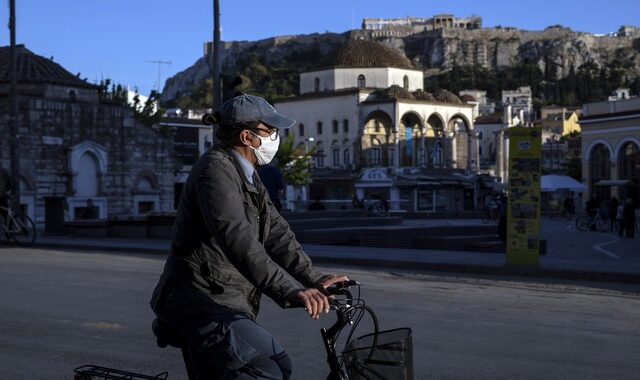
[212,0,221,111]
[8,0,21,214]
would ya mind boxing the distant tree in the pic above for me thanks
[275,133,314,186]
[131,90,164,130]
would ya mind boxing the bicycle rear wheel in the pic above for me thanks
[575,216,589,231]
[9,213,36,247]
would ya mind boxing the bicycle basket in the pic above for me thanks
[342,327,413,380]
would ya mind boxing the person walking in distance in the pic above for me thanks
[623,198,636,239]
[150,94,348,379]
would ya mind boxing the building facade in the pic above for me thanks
[275,39,485,212]
[502,86,533,124]
[580,97,640,205]
[0,45,176,224]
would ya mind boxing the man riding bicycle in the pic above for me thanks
[150,94,348,379]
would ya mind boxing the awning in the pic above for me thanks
[596,179,640,187]
[541,175,586,192]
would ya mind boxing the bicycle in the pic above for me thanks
[285,280,413,380]
[75,281,414,380]
[575,210,611,232]
[0,198,37,247]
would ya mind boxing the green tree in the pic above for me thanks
[131,90,165,131]
[275,133,314,186]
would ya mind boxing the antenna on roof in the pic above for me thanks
[145,60,172,93]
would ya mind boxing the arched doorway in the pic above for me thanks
[68,141,109,220]
[400,112,423,167]
[361,111,393,167]
[425,114,445,168]
[590,144,611,200]
[448,114,473,170]
[618,141,640,204]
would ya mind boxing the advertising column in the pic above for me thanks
[506,127,542,266]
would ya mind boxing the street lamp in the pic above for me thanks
[304,137,314,155]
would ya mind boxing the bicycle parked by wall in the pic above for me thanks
[575,209,611,232]
[74,281,414,380]
[0,199,36,247]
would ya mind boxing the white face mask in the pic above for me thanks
[249,131,280,166]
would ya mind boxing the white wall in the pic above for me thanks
[275,94,360,168]
[301,68,424,94]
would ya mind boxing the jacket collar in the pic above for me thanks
[225,148,259,194]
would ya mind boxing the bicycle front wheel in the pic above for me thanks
[9,213,36,247]
[576,216,589,231]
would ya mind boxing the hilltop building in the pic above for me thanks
[275,39,487,213]
[0,45,175,225]
[362,15,482,37]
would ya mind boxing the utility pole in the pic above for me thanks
[145,60,172,93]
[8,0,21,214]
[212,0,221,111]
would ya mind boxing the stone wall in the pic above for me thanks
[0,83,176,222]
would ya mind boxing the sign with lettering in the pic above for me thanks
[506,127,542,266]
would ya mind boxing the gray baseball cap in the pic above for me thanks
[218,94,296,129]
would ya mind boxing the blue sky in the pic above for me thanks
[6,0,640,95]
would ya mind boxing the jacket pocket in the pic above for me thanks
[201,260,248,295]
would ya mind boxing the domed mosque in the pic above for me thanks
[274,39,481,213]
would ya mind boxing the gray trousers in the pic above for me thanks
[169,312,291,380]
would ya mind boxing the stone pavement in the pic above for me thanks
[20,217,640,283]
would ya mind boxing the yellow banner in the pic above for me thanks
[506,127,542,266]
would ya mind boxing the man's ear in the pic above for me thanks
[239,130,253,147]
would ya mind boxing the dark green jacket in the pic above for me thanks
[151,148,323,319]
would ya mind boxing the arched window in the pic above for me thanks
[314,77,320,92]
[315,142,325,168]
[298,123,305,137]
[357,74,366,89]
[68,90,77,102]
[75,152,99,197]
[317,121,323,135]
[343,119,349,133]
[332,120,339,134]
[332,141,340,167]
[343,149,350,165]
[619,142,640,179]
[403,75,409,89]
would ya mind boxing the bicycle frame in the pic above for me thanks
[0,205,23,234]
[320,285,380,380]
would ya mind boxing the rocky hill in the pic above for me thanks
[161,25,640,107]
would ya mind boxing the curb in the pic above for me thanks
[32,241,640,284]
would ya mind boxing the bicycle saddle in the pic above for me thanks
[152,318,187,349]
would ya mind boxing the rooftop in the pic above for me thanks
[317,39,415,70]
[0,45,97,89]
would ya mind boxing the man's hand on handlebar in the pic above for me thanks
[289,288,330,319]
[315,274,350,296]
[288,274,349,319]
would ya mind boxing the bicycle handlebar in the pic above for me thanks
[280,280,359,309]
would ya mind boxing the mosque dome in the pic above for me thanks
[320,39,414,70]
[434,89,462,104]
[413,89,436,101]
[382,85,415,100]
